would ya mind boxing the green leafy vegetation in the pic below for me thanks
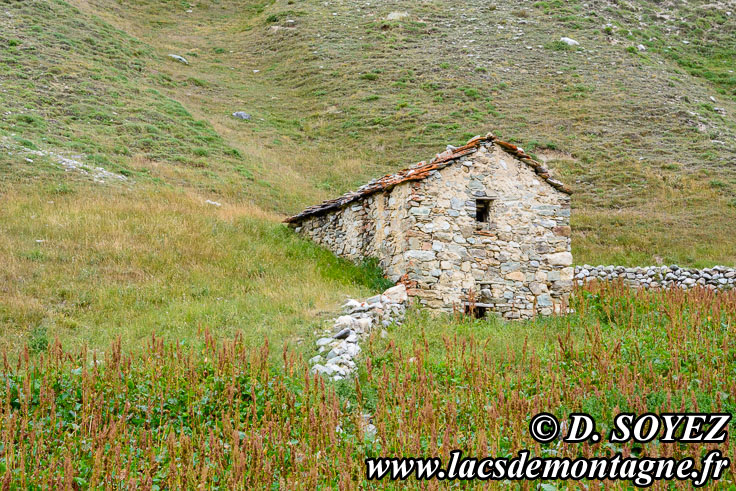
[1,284,734,487]
[0,0,733,366]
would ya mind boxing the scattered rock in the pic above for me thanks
[315,337,333,347]
[343,299,362,310]
[334,315,356,329]
[382,283,408,304]
[386,11,409,20]
[560,37,579,46]
[311,364,333,376]
[168,54,189,65]
[344,343,361,358]
[361,413,377,439]
[365,295,381,305]
[232,111,251,120]
[355,317,373,332]
[637,44,646,51]
[205,199,221,207]
[364,423,377,439]
[4,137,127,184]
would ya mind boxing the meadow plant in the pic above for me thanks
[1,283,734,488]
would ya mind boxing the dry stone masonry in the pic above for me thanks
[287,133,574,320]
[310,284,408,381]
[575,265,736,290]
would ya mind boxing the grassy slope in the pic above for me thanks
[0,0,324,207]
[0,1,391,356]
[0,185,391,356]
[1,3,735,486]
[0,0,735,354]
[77,0,736,266]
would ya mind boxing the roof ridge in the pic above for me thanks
[285,132,572,223]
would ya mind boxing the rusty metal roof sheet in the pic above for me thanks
[285,132,572,223]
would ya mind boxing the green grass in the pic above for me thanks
[0,0,278,203]
[1,284,735,487]
[0,184,385,358]
[57,0,735,266]
[0,0,733,363]
[0,0,733,362]
[0,1,734,486]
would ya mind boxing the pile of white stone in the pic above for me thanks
[574,265,736,290]
[310,284,408,381]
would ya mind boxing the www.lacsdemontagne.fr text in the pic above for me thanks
[366,450,730,486]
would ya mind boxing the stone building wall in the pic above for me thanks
[291,142,573,319]
[371,183,414,282]
[399,143,572,318]
[292,185,413,282]
[293,195,377,262]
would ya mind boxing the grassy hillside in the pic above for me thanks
[0,0,735,355]
[3,0,736,257]
[0,0,385,356]
[0,185,392,357]
[1,2,735,487]
[76,0,736,264]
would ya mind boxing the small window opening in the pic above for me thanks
[476,199,492,223]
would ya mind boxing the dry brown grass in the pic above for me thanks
[0,183,383,358]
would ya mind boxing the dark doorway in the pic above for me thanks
[465,304,488,318]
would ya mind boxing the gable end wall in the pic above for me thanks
[402,143,572,318]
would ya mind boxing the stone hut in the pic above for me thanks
[285,133,573,319]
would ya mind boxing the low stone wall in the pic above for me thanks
[574,265,736,290]
[309,284,408,381]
